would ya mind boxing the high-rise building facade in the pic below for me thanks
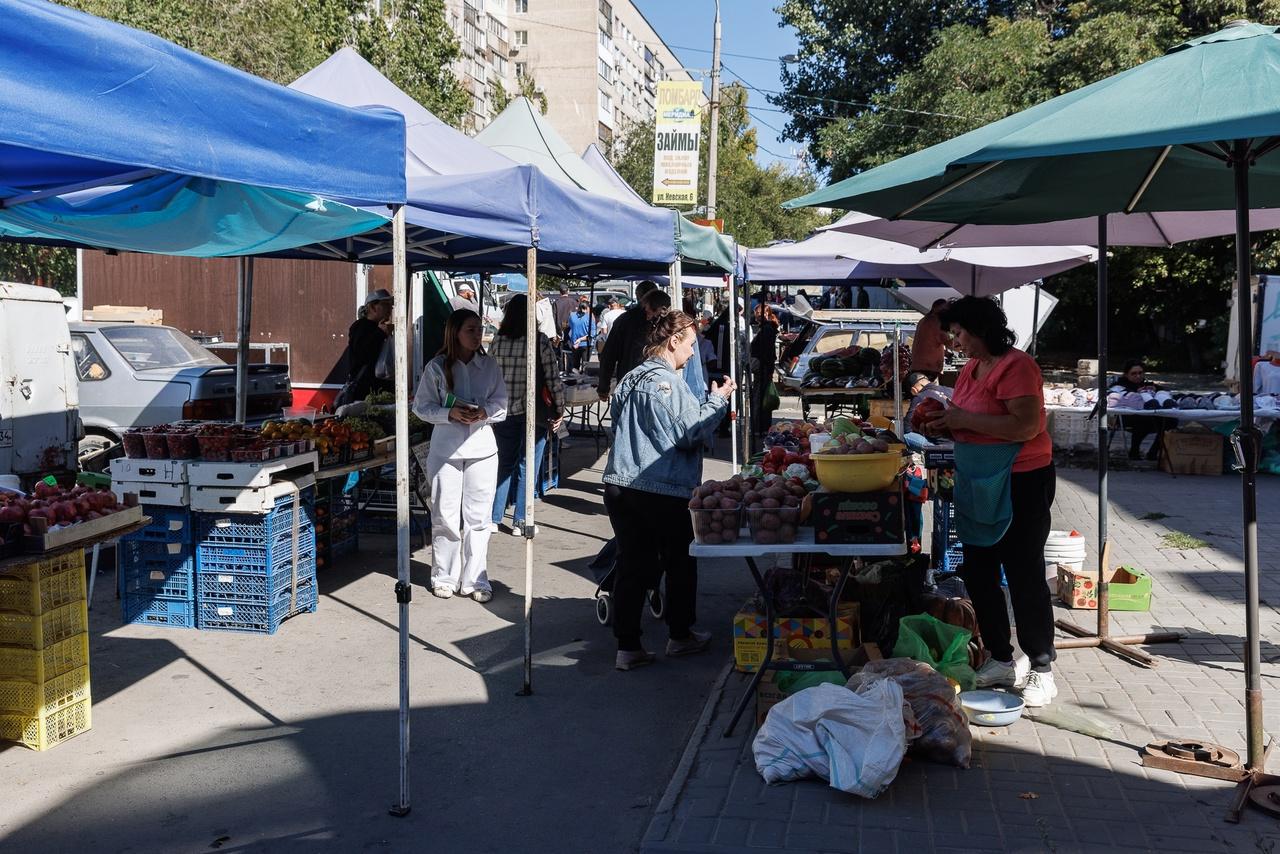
[449,0,695,152]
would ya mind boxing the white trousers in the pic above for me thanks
[428,452,498,594]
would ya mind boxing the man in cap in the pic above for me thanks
[451,282,480,313]
[597,282,668,400]
[600,295,625,339]
[346,288,394,401]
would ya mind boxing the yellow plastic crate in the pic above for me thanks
[0,664,90,716]
[0,599,88,649]
[0,632,90,682]
[0,565,86,615]
[0,696,91,751]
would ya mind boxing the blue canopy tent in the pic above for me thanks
[285,49,677,275]
[0,0,421,816]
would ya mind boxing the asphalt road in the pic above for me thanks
[0,440,751,853]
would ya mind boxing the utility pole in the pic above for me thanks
[706,0,721,223]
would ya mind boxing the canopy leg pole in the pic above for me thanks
[1054,216,1179,666]
[389,205,412,819]
[234,257,253,424]
[1234,142,1265,772]
[728,277,739,469]
[1030,280,1041,357]
[1096,216,1111,642]
[518,246,538,698]
[741,278,754,458]
[671,259,683,312]
[588,279,596,366]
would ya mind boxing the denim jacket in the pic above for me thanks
[603,358,727,498]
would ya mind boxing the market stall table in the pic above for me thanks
[691,531,907,736]
[564,381,608,454]
[798,387,880,422]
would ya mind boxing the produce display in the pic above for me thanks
[800,346,884,390]
[688,474,817,546]
[813,416,900,455]
[763,421,818,451]
[120,416,388,465]
[0,481,127,536]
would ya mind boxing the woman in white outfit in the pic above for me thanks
[413,309,508,602]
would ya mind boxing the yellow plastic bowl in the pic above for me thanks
[812,451,904,492]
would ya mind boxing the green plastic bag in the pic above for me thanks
[763,381,781,413]
[893,613,976,690]
[775,670,846,695]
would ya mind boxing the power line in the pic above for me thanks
[669,44,788,64]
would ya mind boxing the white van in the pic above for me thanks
[0,282,78,477]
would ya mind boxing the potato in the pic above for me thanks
[778,523,796,542]
[721,527,739,543]
[758,513,781,530]
[783,495,800,508]
[761,498,780,509]
[748,502,763,511]
[702,532,722,545]
[688,497,701,509]
[709,519,722,532]
[743,490,760,504]
[702,495,719,509]
[720,497,740,510]
[754,529,779,545]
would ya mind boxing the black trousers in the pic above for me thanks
[603,484,697,650]
[960,464,1057,672]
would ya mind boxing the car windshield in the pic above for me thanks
[100,325,224,371]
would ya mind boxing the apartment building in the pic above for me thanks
[506,0,695,153]
[443,0,516,131]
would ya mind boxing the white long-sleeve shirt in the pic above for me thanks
[413,353,508,460]
[1256,360,1280,395]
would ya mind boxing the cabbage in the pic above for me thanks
[831,416,859,438]
[784,463,810,479]
[740,464,764,478]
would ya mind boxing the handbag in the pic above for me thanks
[374,333,395,380]
[534,339,559,425]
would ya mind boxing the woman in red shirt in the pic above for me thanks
[923,297,1057,707]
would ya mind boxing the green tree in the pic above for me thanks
[491,74,550,116]
[610,84,825,248]
[1,1,468,291]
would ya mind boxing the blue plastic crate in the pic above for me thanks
[123,595,195,629]
[196,584,318,634]
[118,541,194,600]
[940,544,965,574]
[195,489,315,545]
[130,506,194,544]
[197,557,316,604]
[195,524,316,571]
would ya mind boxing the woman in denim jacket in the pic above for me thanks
[603,309,736,670]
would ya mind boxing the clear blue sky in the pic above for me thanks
[633,0,803,170]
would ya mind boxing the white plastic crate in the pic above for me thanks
[113,480,188,507]
[1048,408,1098,449]
[189,452,318,489]
[192,474,316,513]
[110,457,189,484]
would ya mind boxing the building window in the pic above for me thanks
[514,0,528,11]
[598,122,613,147]
[494,54,508,76]
[514,30,528,46]
[599,90,612,113]
[598,58,612,83]
[515,61,527,78]
[487,15,507,42]
[599,0,612,18]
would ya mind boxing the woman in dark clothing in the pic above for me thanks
[346,288,394,401]
[1114,359,1171,460]
[749,304,779,437]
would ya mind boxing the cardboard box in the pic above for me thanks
[732,601,860,673]
[1057,564,1152,611]
[753,643,882,727]
[811,487,905,545]
[1160,431,1223,476]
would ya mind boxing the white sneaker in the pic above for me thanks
[509,524,523,537]
[470,589,493,604]
[1022,670,1058,707]
[974,658,1017,689]
[431,586,454,599]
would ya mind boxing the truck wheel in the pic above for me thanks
[78,433,116,464]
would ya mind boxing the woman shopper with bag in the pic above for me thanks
[922,296,1057,707]
[488,295,564,537]
[603,309,735,670]
[750,304,780,439]
[413,309,508,603]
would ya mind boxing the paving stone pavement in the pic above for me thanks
[641,467,1280,853]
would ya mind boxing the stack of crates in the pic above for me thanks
[119,506,196,628]
[315,479,358,571]
[0,552,92,750]
[194,483,318,634]
[932,499,964,574]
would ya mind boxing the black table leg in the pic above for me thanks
[723,556,773,737]
[828,557,856,678]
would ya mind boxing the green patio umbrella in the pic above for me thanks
[788,20,1280,786]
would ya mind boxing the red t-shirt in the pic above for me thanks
[951,349,1051,473]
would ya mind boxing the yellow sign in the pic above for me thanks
[652,81,703,206]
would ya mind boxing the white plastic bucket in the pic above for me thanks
[1044,530,1086,591]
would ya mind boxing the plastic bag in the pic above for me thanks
[374,333,395,380]
[847,658,972,768]
[893,613,976,690]
[775,670,847,695]
[753,681,909,798]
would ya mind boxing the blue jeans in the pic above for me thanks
[492,416,548,525]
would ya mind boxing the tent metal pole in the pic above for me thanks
[1096,215,1111,640]
[727,276,739,469]
[671,259,683,311]
[1030,281,1041,357]
[1234,141,1264,771]
[389,205,412,819]
[234,257,253,424]
[741,277,754,459]
[519,246,538,697]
